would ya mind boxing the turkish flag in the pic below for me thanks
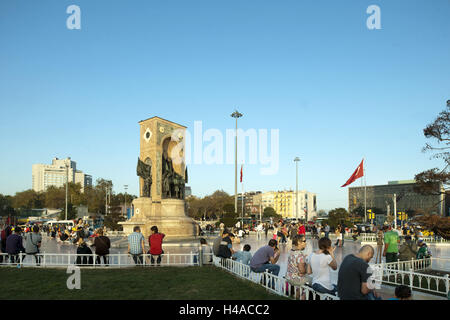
[240,165,243,183]
[341,159,364,187]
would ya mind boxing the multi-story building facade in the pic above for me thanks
[253,190,317,220]
[348,180,445,216]
[32,157,92,193]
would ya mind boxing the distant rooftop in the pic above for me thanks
[387,180,416,185]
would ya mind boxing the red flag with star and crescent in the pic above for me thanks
[240,165,243,183]
[341,159,364,187]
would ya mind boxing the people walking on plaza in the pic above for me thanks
[127,226,146,265]
[337,245,381,300]
[375,227,384,264]
[5,226,25,264]
[289,223,298,240]
[297,222,306,237]
[352,226,359,241]
[249,239,280,276]
[383,226,400,263]
[340,221,346,247]
[92,228,111,265]
[334,226,342,247]
[76,238,93,265]
[280,224,288,244]
[324,223,330,239]
[307,237,338,295]
[264,223,269,238]
[285,235,309,300]
[148,226,165,265]
[219,222,225,236]
[398,235,418,262]
[232,244,252,265]
[255,223,263,240]
[24,225,42,265]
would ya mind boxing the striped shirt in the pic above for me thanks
[128,232,145,254]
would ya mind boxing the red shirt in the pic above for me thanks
[149,233,165,255]
[298,225,306,235]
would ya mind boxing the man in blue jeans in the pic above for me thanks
[249,239,280,275]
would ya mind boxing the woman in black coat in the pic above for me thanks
[75,238,93,265]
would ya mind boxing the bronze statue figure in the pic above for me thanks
[137,158,152,197]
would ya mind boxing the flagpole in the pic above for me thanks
[364,158,367,223]
[241,164,244,229]
[241,179,244,229]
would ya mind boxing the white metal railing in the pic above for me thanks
[373,257,450,296]
[0,252,206,268]
[361,234,450,244]
[380,258,433,272]
[213,256,339,300]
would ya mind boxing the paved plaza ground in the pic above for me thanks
[34,232,449,300]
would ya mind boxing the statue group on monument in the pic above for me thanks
[136,151,187,200]
[162,151,187,200]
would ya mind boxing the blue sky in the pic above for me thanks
[0,0,449,210]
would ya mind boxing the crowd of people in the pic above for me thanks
[209,219,437,300]
[0,219,112,266]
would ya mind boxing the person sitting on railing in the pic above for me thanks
[92,228,110,265]
[306,237,338,296]
[195,238,212,265]
[217,231,235,260]
[5,226,25,264]
[337,245,382,300]
[24,225,42,265]
[232,244,252,265]
[148,225,165,265]
[285,235,309,300]
[398,235,417,262]
[249,239,280,276]
[128,226,146,265]
[75,238,93,266]
[416,240,432,261]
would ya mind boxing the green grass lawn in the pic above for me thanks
[0,266,288,300]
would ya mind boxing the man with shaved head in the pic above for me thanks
[337,245,381,300]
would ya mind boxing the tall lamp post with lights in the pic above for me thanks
[294,157,300,221]
[124,184,128,218]
[231,110,243,228]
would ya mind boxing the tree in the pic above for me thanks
[414,100,450,196]
[325,208,352,229]
[58,203,76,220]
[412,215,450,240]
[0,194,15,217]
[45,186,65,209]
[12,190,43,210]
[263,207,282,219]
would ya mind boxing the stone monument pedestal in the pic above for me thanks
[120,197,199,239]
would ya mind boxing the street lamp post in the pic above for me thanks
[294,157,300,220]
[124,184,128,218]
[65,161,69,221]
[231,110,243,228]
